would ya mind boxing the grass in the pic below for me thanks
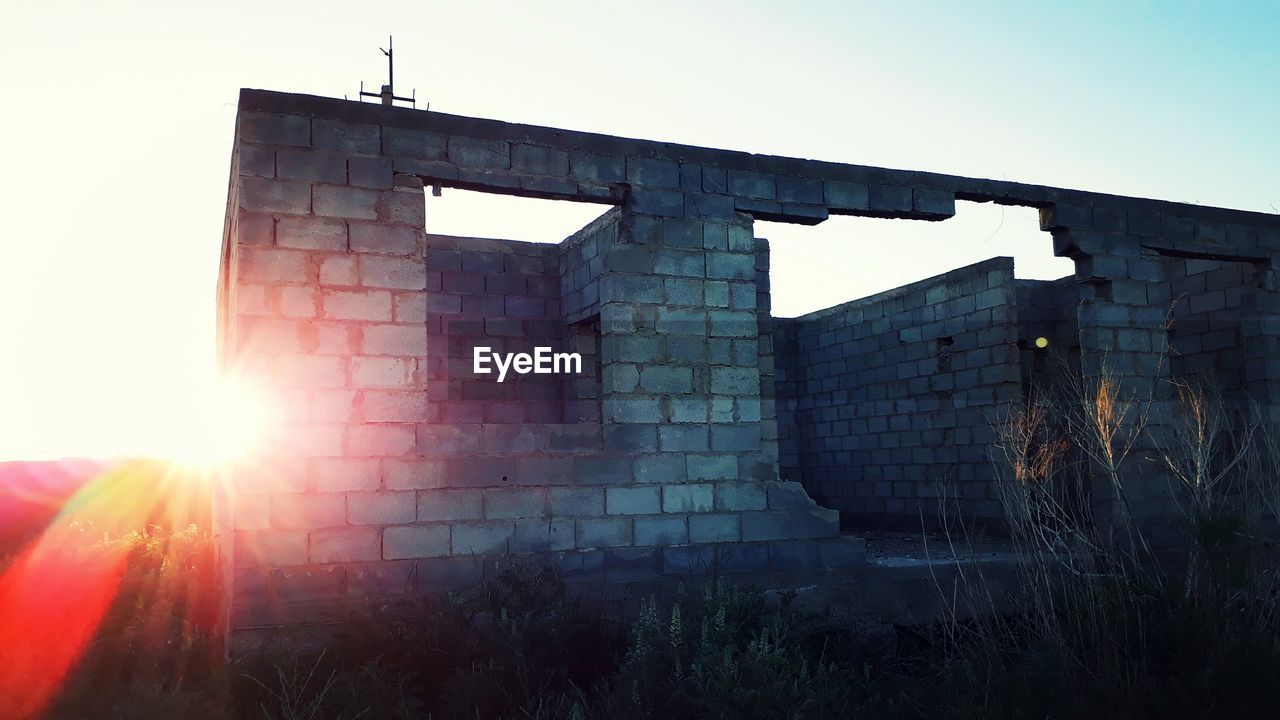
[9,365,1280,718]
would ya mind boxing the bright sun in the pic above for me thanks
[160,376,274,467]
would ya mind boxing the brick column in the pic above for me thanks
[224,112,428,625]
[1041,202,1173,537]
[1242,258,1280,424]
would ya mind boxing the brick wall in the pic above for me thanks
[1164,257,1255,407]
[422,233,576,424]
[217,89,1280,637]
[776,258,1023,530]
[219,99,865,633]
[1014,276,1080,391]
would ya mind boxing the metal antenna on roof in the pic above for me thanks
[358,36,417,108]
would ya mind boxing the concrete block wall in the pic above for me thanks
[218,95,863,632]
[1164,256,1255,407]
[560,208,613,324]
[1014,277,1081,391]
[1040,203,1280,539]
[420,233,574,424]
[217,88,1280,634]
[776,258,1022,529]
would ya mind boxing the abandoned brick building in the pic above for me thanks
[217,88,1280,635]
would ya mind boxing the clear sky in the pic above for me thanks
[1,1,1277,460]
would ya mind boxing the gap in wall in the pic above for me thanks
[418,187,612,425]
[424,187,612,243]
[762,200,1072,318]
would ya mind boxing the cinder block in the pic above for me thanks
[710,367,760,395]
[362,324,428,355]
[362,391,428,423]
[573,455,633,484]
[384,524,450,559]
[416,425,483,455]
[634,454,686,483]
[706,252,755,280]
[352,357,415,388]
[602,424,657,453]
[271,565,345,603]
[669,397,709,423]
[659,426,708,452]
[311,458,381,492]
[628,188,684,217]
[605,547,660,581]
[393,292,426,323]
[715,482,766,511]
[868,184,912,213]
[382,127,448,160]
[513,519,574,552]
[511,144,569,176]
[662,544,715,574]
[238,145,275,177]
[687,454,738,481]
[377,189,426,226]
[606,485,661,515]
[313,118,380,154]
[689,513,740,543]
[240,112,310,146]
[685,192,736,222]
[234,529,308,567]
[275,216,348,251]
[634,515,689,546]
[627,157,681,188]
[350,223,419,255]
[323,290,392,320]
[279,286,318,318]
[602,274,664,302]
[314,185,378,219]
[271,494,345,529]
[384,459,446,490]
[349,156,394,189]
[238,248,308,284]
[912,188,956,218]
[417,489,483,521]
[606,397,663,424]
[776,176,823,204]
[484,488,547,519]
[236,210,274,247]
[347,424,416,456]
[569,152,625,182]
[714,542,768,574]
[451,521,516,555]
[311,527,381,563]
[320,254,359,286]
[728,170,775,199]
[346,559,416,597]
[824,180,869,211]
[549,486,605,516]
[448,137,510,169]
[576,517,632,548]
[710,424,760,452]
[270,421,346,456]
[360,254,424,288]
[277,149,346,184]
[662,484,714,513]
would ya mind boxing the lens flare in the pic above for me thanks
[167,376,274,468]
